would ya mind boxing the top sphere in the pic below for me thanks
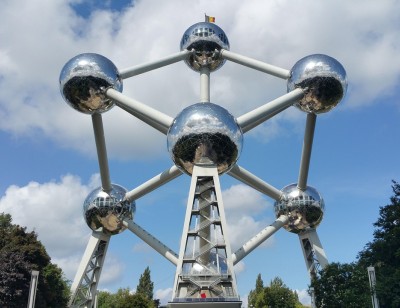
[287,54,347,114]
[180,22,230,72]
[167,102,242,175]
[274,184,324,234]
[59,53,122,114]
[83,184,135,235]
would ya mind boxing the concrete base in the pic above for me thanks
[168,299,242,308]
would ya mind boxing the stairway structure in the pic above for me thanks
[170,164,241,307]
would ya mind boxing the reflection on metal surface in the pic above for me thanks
[274,184,324,233]
[59,53,122,114]
[167,103,242,175]
[288,54,347,114]
[83,184,135,235]
[180,22,230,72]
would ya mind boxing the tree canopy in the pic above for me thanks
[248,275,304,308]
[136,266,154,300]
[357,180,400,307]
[310,262,371,307]
[0,213,69,307]
[311,180,400,307]
[98,267,158,307]
[98,288,155,308]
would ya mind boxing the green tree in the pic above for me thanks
[136,266,154,300]
[310,262,371,308]
[358,180,400,307]
[0,213,69,307]
[248,273,267,307]
[98,287,155,308]
[248,275,304,308]
[264,277,301,308]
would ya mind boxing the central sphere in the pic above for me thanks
[180,22,230,72]
[274,184,324,234]
[83,184,135,235]
[167,103,242,175]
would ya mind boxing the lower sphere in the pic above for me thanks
[274,184,324,233]
[83,184,135,235]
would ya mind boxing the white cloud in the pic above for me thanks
[100,254,126,286]
[297,288,312,306]
[234,260,246,275]
[0,174,101,280]
[222,184,275,251]
[132,241,153,253]
[0,0,398,160]
[155,287,173,305]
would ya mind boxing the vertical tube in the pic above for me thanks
[92,113,112,193]
[297,113,317,191]
[200,67,210,102]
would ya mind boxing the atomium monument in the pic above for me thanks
[60,20,347,308]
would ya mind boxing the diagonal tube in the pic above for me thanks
[232,215,289,264]
[123,219,178,265]
[105,88,173,135]
[124,165,182,202]
[297,113,317,191]
[228,164,282,201]
[92,113,112,193]
[237,88,304,133]
[220,49,291,79]
[119,50,192,79]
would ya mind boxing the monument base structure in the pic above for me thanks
[169,301,242,308]
[169,164,241,307]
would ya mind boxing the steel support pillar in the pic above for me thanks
[298,229,328,279]
[69,231,110,308]
[169,164,241,307]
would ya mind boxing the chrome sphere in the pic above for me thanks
[167,103,242,175]
[274,184,324,233]
[288,54,347,114]
[59,53,122,114]
[83,184,135,235]
[180,22,230,72]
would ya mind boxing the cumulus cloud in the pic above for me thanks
[297,289,312,306]
[155,287,173,305]
[100,254,126,286]
[0,0,399,160]
[0,174,99,278]
[234,260,246,275]
[0,174,96,255]
[222,184,275,251]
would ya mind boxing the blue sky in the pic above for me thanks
[1,0,400,306]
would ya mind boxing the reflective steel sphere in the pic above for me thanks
[83,184,135,235]
[167,103,242,175]
[274,184,324,233]
[180,22,230,72]
[288,54,347,114]
[59,53,122,114]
